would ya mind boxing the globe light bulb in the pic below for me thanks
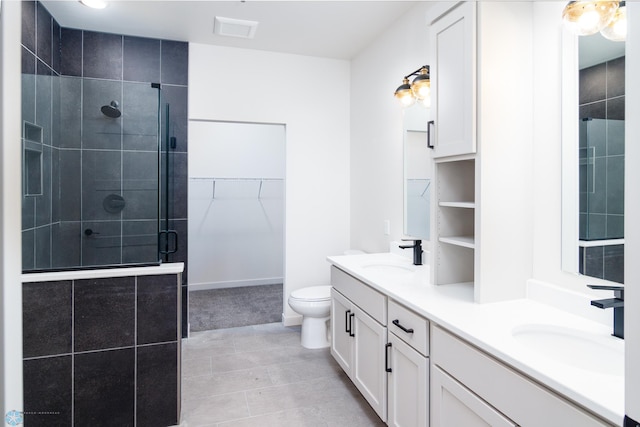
[562,1,619,36]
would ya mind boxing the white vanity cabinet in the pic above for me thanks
[431,365,517,427]
[430,325,615,427]
[331,267,388,421]
[331,267,431,426]
[429,1,476,158]
[387,300,429,427]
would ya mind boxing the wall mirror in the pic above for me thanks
[403,104,431,240]
[562,31,625,283]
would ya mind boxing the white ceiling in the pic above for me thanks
[41,0,420,60]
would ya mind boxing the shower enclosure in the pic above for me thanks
[578,117,625,283]
[21,72,177,271]
[579,117,624,241]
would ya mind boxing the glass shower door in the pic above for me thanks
[21,74,163,271]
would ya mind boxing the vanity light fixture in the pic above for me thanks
[600,1,627,41]
[79,0,108,9]
[562,1,626,41]
[394,65,430,108]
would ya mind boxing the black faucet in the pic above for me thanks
[400,239,422,265]
[587,284,624,339]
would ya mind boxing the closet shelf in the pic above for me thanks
[438,236,475,249]
[439,201,475,209]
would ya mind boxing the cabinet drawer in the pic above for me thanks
[331,266,386,325]
[388,299,429,356]
[431,325,613,427]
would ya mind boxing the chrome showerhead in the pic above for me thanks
[101,100,121,118]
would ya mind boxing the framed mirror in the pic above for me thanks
[403,104,431,240]
[562,30,625,283]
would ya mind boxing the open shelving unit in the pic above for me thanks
[433,158,476,286]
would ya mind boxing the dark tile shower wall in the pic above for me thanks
[22,274,181,426]
[21,1,188,272]
[578,56,625,281]
[21,0,189,336]
[579,56,625,239]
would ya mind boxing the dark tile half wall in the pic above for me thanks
[22,273,181,426]
[22,1,189,334]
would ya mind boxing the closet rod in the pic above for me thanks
[189,177,283,199]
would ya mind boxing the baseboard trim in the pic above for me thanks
[189,278,283,292]
[282,313,302,327]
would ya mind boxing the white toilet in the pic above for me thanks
[288,285,332,349]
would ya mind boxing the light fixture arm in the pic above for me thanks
[403,65,430,80]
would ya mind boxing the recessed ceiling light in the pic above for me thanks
[79,0,108,10]
[214,16,259,39]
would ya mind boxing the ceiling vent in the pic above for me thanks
[214,16,259,39]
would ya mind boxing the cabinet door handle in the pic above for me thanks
[392,319,414,334]
[349,312,355,337]
[385,343,392,373]
[345,309,351,334]
[427,120,435,149]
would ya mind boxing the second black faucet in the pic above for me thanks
[400,239,423,265]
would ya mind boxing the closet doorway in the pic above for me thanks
[188,120,285,331]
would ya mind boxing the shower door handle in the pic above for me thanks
[427,120,435,149]
[159,230,178,255]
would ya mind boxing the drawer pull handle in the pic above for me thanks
[385,343,392,373]
[349,312,355,337]
[392,319,414,334]
[345,309,351,334]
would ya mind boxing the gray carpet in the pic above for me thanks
[188,284,283,331]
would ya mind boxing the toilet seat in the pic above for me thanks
[289,285,331,302]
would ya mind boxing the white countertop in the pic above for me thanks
[327,252,624,426]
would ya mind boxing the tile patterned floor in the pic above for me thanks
[179,323,386,427]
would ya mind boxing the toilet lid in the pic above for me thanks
[290,285,331,301]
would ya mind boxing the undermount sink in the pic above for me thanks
[512,324,624,377]
[360,262,416,276]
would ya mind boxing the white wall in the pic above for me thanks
[188,44,350,323]
[350,2,435,253]
[1,0,24,417]
[350,1,609,298]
